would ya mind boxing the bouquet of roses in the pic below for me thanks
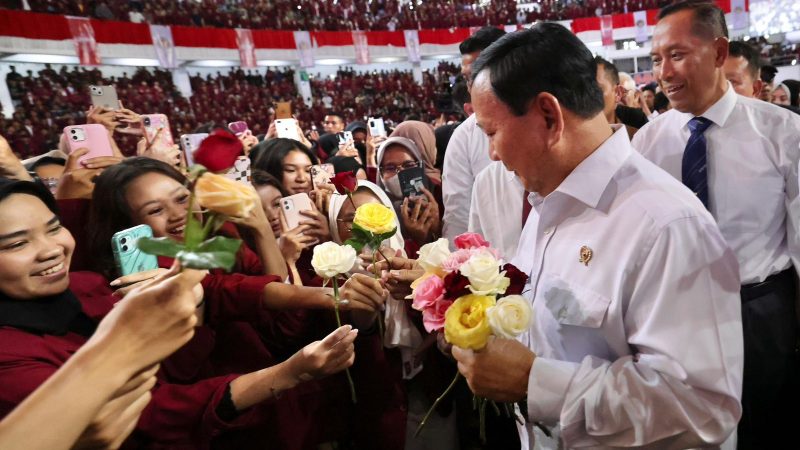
[410,233,531,440]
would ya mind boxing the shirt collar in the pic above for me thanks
[549,124,631,210]
[678,82,737,130]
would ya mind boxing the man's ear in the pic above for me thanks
[752,79,764,99]
[714,37,730,68]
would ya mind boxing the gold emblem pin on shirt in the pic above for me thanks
[579,246,593,266]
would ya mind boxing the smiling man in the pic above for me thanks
[452,21,743,449]
[632,2,800,448]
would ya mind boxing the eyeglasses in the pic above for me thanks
[379,160,420,176]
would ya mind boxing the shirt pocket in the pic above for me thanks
[537,273,611,328]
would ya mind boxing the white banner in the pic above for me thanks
[235,28,257,68]
[66,16,101,65]
[731,0,748,30]
[294,31,314,68]
[172,69,192,98]
[403,29,420,63]
[295,70,313,107]
[149,25,177,69]
[633,10,649,43]
[352,30,370,65]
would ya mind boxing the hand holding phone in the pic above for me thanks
[62,124,114,166]
[179,133,208,167]
[311,164,335,189]
[368,117,387,138]
[111,225,159,277]
[275,119,302,141]
[89,85,119,110]
[280,193,314,230]
[228,121,249,136]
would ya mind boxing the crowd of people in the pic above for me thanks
[1,62,460,159]
[0,0,799,449]
[3,0,670,31]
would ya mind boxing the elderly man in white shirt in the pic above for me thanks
[633,3,800,448]
[451,22,743,449]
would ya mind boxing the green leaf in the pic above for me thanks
[177,250,237,271]
[183,194,205,250]
[186,165,207,182]
[374,227,398,242]
[344,238,365,252]
[136,237,185,258]
[196,236,242,254]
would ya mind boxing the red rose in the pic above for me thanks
[192,129,243,172]
[331,171,358,195]
[442,271,470,301]
[503,263,528,295]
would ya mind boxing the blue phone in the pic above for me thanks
[111,225,159,277]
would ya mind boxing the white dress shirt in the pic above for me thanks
[632,84,800,284]
[468,160,525,260]
[512,125,743,449]
[442,114,492,245]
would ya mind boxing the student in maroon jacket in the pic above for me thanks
[0,177,361,449]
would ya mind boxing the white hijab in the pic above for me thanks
[327,180,423,377]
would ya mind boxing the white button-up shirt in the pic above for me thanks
[442,114,493,245]
[632,84,800,284]
[513,125,743,448]
[468,160,526,260]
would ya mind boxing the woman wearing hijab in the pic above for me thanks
[375,135,443,253]
[328,180,459,450]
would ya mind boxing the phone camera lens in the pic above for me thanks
[71,136,77,140]
[70,129,76,134]
[143,118,150,126]
[121,245,129,252]
[120,237,127,244]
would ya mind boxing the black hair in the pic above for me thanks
[658,0,728,40]
[0,177,58,215]
[459,26,507,55]
[729,41,761,79]
[250,137,319,183]
[654,91,670,112]
[326,155,362,175]
[760,65,778,84]
[27,156,66,172]
[88,157,187,276]
[250,169,289,197]
[472,22,604,118]
[451,80,471,113]
[642,82,658,94]
[324,112,344,122]
[594,56,620,86]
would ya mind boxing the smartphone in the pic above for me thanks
[337,131,354,146]
[224,156,251,185]
[89,85,119,110]
[311,163,335,189]
[398,166,426,199]
[142,114,174,148]
[63,124,114,165]
[368,117,387,138]
[280,193,314,230]
[179,133,208,167]
[275,101,292,119]
[275,118,301,141]
[228,121,249,136]
[111,224,159,277]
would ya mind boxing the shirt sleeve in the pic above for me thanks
[442,122,473,245]
[527,216,743,448]
[782,127,800,277]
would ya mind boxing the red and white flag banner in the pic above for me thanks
[66,16,101,65]
[352,30,370,65]
[235,28,257,68]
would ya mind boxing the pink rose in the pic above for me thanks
[441,248,475,272]
[412,275,445,311]
[454,232,490,250]
[422,299,453,333]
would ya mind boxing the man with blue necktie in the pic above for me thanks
[633,2,800,448]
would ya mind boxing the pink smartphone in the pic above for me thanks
[228,121,249,136]
[142,114,174,148]
[280,193,314,230]
[63,124,114,165]
[311,163,335,189]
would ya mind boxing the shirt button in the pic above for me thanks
[558,306,568,320]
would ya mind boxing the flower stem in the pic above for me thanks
[414,371,460,438]
[479,397,488,444]
[332,277,357,403]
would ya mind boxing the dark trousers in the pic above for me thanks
[737,269,799,450]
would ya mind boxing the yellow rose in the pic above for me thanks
[195,172,258,218]
[353,203,397,235]
[444,294,496,350]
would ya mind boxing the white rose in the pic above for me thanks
[417,238,451,273]
[459,250,510,296]
[487,295,532,339]
[311,242,357,279]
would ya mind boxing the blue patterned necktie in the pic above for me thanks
[682,117,713,209]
